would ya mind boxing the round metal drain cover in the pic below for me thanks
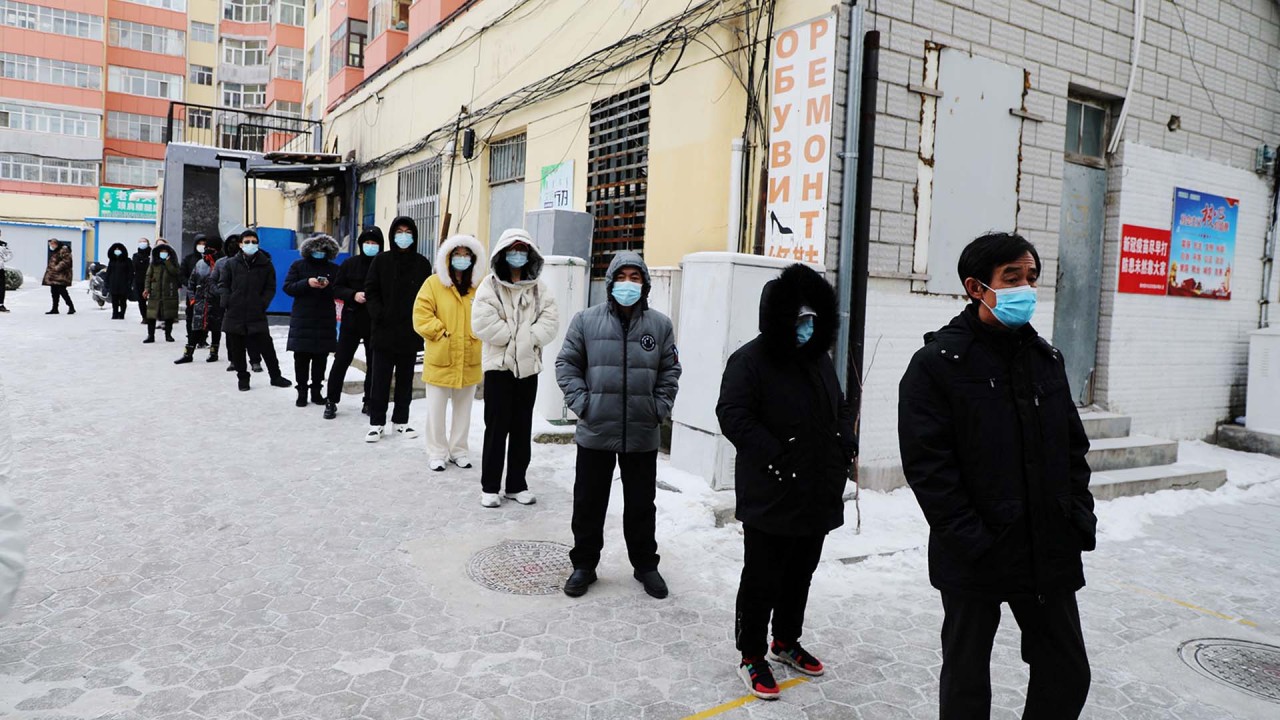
[466,540,572,596]
[1179,638,1280,703]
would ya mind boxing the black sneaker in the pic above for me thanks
[238,377,250,391]
[738,657,780,700]
[634,569,668,599]
[226,362,236,372]
[769,640,825,676]
[563,569,597,597]
[0,306,8,313]
[251,362,263,373]
[270,376,293,388]
[323,402,338,420]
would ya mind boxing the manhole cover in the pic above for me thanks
[1179,638,1280,703]
[466,540,572,596]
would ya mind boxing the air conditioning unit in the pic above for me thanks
[1246,326,1280,434]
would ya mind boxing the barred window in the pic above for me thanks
[219,122,266,152]
[270,46,303,81]
[0,102,100,138]
[108,65,183,100]
[397,157,442,255]
[108,111,180,143]
[586,85,649,278]
[0,0,103,40]
[274,0,305,27]
[188,107,212,130]
[119,0,187,11]
[190,64,213,86]
[190,20,215,44]
[223,0,268,23]
[109,19,185,56]
[223,38,267,66]
[0,152,98,186]
[1,52,101,89]
[489,134,526,185]
[221,82,266,109]
[105,155,163,187]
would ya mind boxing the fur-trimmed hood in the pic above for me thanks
[434,234,487,288]
[758,263,837,358]
[151,244,176,263]
[490,228,544,285]
[605,251,651,310]
[300,233,340,260]
[107,242,130,260]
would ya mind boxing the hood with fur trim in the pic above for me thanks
[107,242,130,260]
[151,244,176,263]
[758,263,837,358]
[300,233,340,260]
[434,234,487,288]
[490,228,544,284]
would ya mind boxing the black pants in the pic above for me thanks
[939,591,1090,720]
[327,323,371,404]
[293,352,329,390]
[569,446,659,572]
[188,314,222,348]
[111,294,128,318]
[226,331,283,382]
[481,370,538,494]
[146,318,174,339]
[0,278,5,306]
[368,349,416,426]
[136,294,147,319]
[49,285,73,310]
[735,526,826,659]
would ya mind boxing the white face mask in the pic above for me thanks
[393,233,414,249]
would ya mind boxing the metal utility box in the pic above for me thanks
[524,209,593,262]
[1246,326,1280,434]
[537,255,590,423]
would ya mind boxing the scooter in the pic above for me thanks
[86,262,108,308]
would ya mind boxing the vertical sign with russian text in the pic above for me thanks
[1168,187,1238,300]
[765,13,836,266]
[1118,224,1171,295]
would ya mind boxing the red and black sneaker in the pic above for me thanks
[770,640,825,676]
[738,656,781,700]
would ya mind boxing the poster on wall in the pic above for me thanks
[764,13,836,266]
[1118,224,1171,295]
[539,161,574,209]
[1168,187,1238,300]
[99,187,157,219]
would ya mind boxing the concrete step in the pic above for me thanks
[1086,435,1179,471]
[1090,463,1228,500]
[1078,410,1131,440]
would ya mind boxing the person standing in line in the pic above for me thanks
[132,237,151,322]
[180,234,209,345]
[42,240,75,315]
[472,228,559,508]
[325,227,382,419]
[716,264,857,701]
[899,232,1095,720]
[103,242,134,320]
[174,237,224,364]
[412,234,486,470]
[556,252,681,600]
[218,229,292,391]
[364,216,432,443]
[283,234,342,408]
[215,234,265,374]
[143,242,182,343]
[0,234,12,313]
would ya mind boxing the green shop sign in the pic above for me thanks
[99,187,157,219]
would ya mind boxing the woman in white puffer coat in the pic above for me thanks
[471,229,559,509]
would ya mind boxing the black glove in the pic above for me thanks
[766,437,804,482]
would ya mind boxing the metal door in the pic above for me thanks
[488,183,524,250]
[1051,162,1107,406]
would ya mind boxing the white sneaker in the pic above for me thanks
[504,490,537,506]
[480,493,501,508]
[394,424,419,439]
[428,458,446,472]
[365,426,384,443]
[451,455,472,469]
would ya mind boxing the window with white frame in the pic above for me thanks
[108,66,183,99]
[188,107,212,129]
[0,1,103,40]
[370,0,409,38]
[189,64,213,85]
[270,100,302,118]
[119,0,186,11]
[270,46,303,81]
[1,53,101,89]
[109,19,185,56]
[108,111,179,143]
[308,39,322,76]
[219,121,266,151]
[223,0,268,23]
[397,157,442,254]
[223,38,267,66]
[105,155,163,187]
[221,82,266,108]
[0,153,98,186]
[274,0,304,26]
[0,102,100,138]
[190,20,215,44]
[329,19,366,77]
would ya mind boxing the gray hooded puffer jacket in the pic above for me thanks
[555,252,681,453]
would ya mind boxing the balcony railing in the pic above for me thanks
[164,102,322,154]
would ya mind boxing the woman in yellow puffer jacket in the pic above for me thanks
[413,234,487,472]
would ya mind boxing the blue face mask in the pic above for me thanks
[241,243,259,256]
[611,280,643,307]
[981,282,1037,328]
[158,252,170,261]
[138,243,148,250]
[506,250,528,268]
[113,250,123,257]
[796,316,815,346]
[310,251,326,260]
[393,233,414,249]
[362,243,379,257]
[451,255,472,271]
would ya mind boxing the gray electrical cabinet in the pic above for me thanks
[523,208,594,262]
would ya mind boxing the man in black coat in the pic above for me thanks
[898,232,1095,720]
[104,242,134,319]
[716,263,856,702]
[363,216,432,441]
[131,237,151,322]
[324,226,382,419]
[217,229,291,391]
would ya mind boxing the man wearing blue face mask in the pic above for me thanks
[898,232,1095,720]
[556,252,681,600]
[324,226,383,419]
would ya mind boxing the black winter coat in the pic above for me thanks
[187,253,222,331]
[131,248,150,300]
[898,306,1096,600]
[217,251,276,335]
[283,236,341,354]
[717,264,856,537]
[332,252,377,338]
[104,243,133,296]
[365,247,431,354]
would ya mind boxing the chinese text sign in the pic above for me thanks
[1168,187,1238,300]
[1118,224,1171,296]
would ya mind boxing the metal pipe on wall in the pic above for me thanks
[849,32,880,406]
[834,2,865,392]
[728,138,745,252]
[1107,0,1145,156]
[1260,169,1279,328]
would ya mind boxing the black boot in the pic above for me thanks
[46,307,59,315]
[226,362,237,372]
[238,375,251,391]
[310,387,325,406]
[296,386,309,408]
[66,303,75,315]
[143,319,156,343]
[270,375,293,388]
[207,343,220,362]
[163,322,175,342]
[323,401,338,420]
[174,346,195,365]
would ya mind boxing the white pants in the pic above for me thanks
[425,384,476,461]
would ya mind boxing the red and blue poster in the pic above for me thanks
[1168,187,1238,300]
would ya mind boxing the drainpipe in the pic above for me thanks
[727,139,745,252]
[848,32,879,405]
[1261,169,1279,328]
[835,3,865,392]
[1107,0,1145,156]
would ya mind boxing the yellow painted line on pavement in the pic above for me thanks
[682,678,810,720]
[1119,583,1258,627]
